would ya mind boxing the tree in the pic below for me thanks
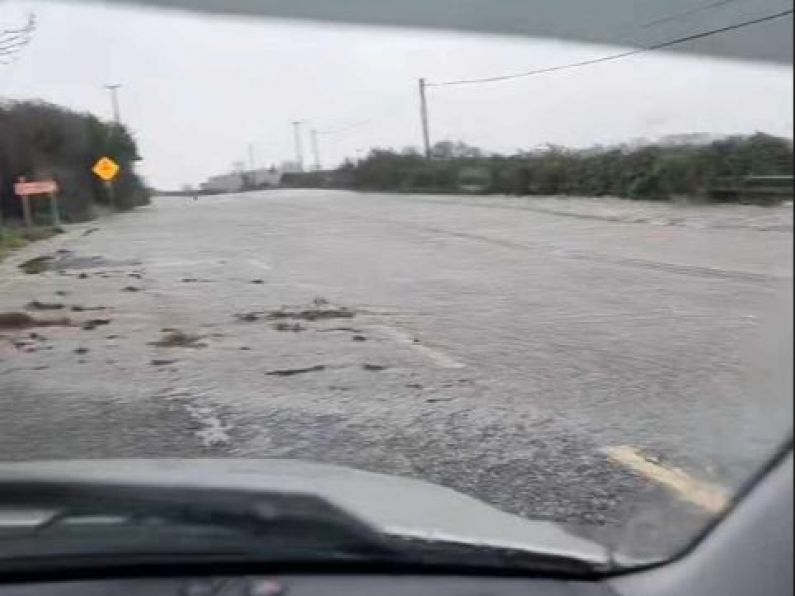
[1,100,150,221]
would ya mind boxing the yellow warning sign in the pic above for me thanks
[92,157,120,182]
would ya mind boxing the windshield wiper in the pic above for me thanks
[0,480,600,577]
[0,481,398,562]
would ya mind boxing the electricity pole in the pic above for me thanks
[310,128,322,171]
[418,78,431,159]
[291,121,305,172]
[104,84,122,123]
[247,143,255,171]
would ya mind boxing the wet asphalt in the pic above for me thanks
[1,190,792,558]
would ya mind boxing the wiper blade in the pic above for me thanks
[0,481,397,559]
[0,480,602,577]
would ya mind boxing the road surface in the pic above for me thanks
[1,190,792,558]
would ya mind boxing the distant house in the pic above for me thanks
[200,168,283,193]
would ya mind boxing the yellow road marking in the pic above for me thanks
[602,445,730,513]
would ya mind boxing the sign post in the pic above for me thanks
[49,191,62,227]
[92,157,121,208]
[15,178,60,228]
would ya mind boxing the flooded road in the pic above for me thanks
[1,190,791,556]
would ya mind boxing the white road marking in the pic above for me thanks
[376,326,466,369]
[602,445,730,513]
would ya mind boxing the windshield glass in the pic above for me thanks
[0,0,792,569]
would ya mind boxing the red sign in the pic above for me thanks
[14,180,58,196]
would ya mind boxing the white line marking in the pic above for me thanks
[376,326,465,369]
[602,445,729,513]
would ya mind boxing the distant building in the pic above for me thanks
[280,161,303,174]
[200,168,283,193]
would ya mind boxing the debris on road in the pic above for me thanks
[74,347,89,355]
[128,272,142,279]
[81,318,111,331]
[406,383,423,389]
[351,334,367,342]
[82,227,99,236]
[267,305,355,322]
[266,364,326,376]
[362,363,387,371]
[317,326,363,333]
[150,358,177,366]
[25,300,65,311]
[55,290,69,297]
[0,312,71,329]
[250,279,265,284]
[425,397,453,404]
[77,273,89,279]
[149,330,207,348]
[19,256,52,274]
[122,285,140,292]
[272,321,305,332]
[235,312,261,322]
[70,305,107,312]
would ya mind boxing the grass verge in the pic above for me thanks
[0,227,63,262]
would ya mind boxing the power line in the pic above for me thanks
[427,8,793,87]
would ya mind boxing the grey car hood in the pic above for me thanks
[0,458,607,564]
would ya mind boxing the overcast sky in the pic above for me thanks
[1,0,792,189]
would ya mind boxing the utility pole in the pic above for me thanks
[418,78,431,159]
[291,121,305,172]
[104,84,122,123]
[310,129,321,171]
[247,143,255,171]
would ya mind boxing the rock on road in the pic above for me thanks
[1,190,792,557]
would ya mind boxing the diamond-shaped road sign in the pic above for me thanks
[92,156,120,182]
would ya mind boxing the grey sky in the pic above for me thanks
[1,0,792,189]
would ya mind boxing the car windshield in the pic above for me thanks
[0,0,792,570]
